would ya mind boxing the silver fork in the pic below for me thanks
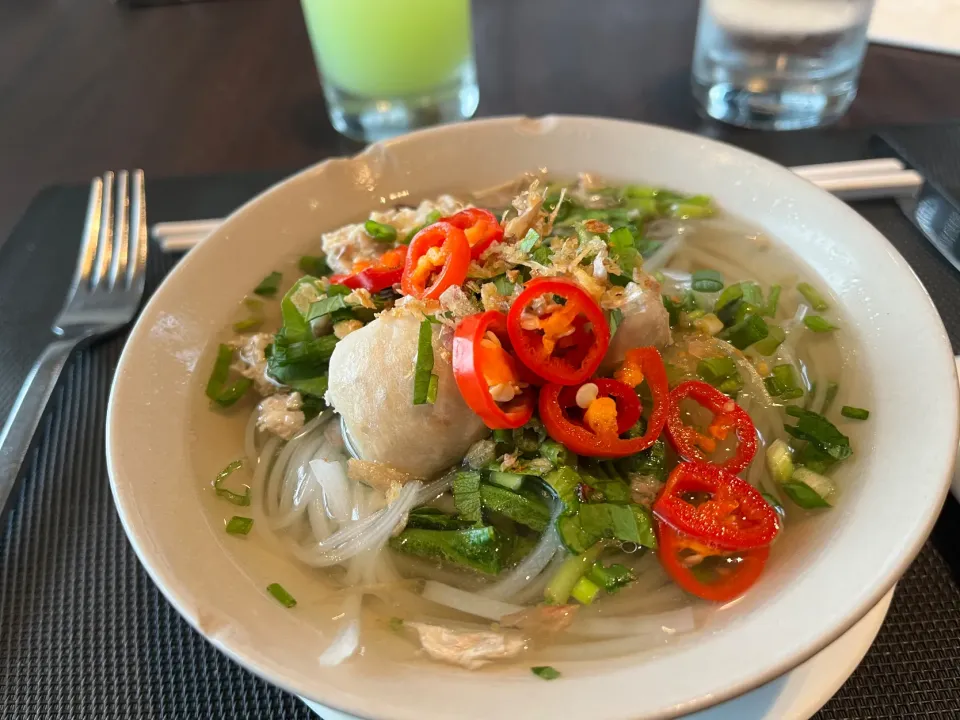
[0,170,147,512]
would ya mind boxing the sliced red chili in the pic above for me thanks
[657,521,769,603]
[443,208,504,259]
[666,380,757,475]
[538,347,669,458]
[506,277,609,385]
[453,311,535,429]
[400,221,470,300]
[330,246,407,293]
[653,461,779,551]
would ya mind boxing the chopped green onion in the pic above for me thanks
[841,406,869,420]
[821,381,839,415]
[544,544,603,605]
[668,201,714,219]
[803,315,838,333]
[232,297,265,333]
[225,516,254,535]
[426,373,439,404]
[364,219,397,242]
[266,583,297,608]
[697,356,738,384]
[587,562,635,594]
[763,284,781,317]
[765,439,794,484]
[531,666,561,681]
[412,319,435,405]
[715,284,743,312]
[761,492,785,518]
[253,271,282,297]
[606,308,623,335]
[298,255,330,276]
[493,429,513,445]
[487,471,525,491]
[764,364,802,399]
[205,344,253,408]
[539,439,574,467]
[389,617,405,632]
[306,294,348,322]
[753,324,786,356]
[797,282,829,311]
[401,210,443,244]
[571,576,601,605]
[519,228,541,254]
[213,459,250,506]
[691,269,724,293]
[781,481,831,508]
[719,313,769,350]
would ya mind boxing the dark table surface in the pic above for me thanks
[2,0,960,249]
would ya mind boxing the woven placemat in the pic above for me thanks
[1,129,959,720]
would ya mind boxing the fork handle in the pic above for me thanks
[0,338,79,515]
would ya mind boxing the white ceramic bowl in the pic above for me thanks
[107,116,959,720]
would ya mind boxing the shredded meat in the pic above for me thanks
[500,605,578,635]
[256,392,304,440]
[408,623,527,670]
[347,458,418,493]
[233,332,279,395]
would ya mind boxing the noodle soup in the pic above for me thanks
[191,175,868,673]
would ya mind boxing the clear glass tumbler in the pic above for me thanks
[692,0,876,130]
[300,0,479,143]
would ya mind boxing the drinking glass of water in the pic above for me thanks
[301,0,479,143]
[692,0,876,130]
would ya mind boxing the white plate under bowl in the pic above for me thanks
[107,116,958,720]
[303,587,895,720]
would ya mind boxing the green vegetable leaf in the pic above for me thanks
[606,308,623,336]
[559,503,656,553]
[407,507,468,531]
[389,526,503,575]
[784,406,852,461]
[587,562,635,593]
[298,255,330,277]
[491,274,515,296]
[480,484,550,532]
[607,226,639,275]
[781,481,832,509]
[280,277,324,343]
[306,294,348,322]
[763,284,782,317]
[543,466,582,514]
[253,271,282,297]
[225,516,254,535]
[266,334,338,384]
[719,313,769,350]
[412,319,435,405]
[453,470,483,524]
[519,228,541,254]
[531,666,561,681]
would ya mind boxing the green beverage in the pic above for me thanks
[301,0,478,142]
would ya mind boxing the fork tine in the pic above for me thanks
[109,171,130,290]
[127,169,147,292]
[70,177,104,295]
[90,171,115,290]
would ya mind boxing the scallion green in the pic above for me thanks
[232,297,265,333]
[253,271,282,297]
[364,219,397,242]
[205,344,253,407]
[266,583,297,608]
[719,313,769,350]
[225,516,254,535]
[763,284,781,317]
[214,460,250,506]
[298,255,330,276]
[412,319,435,405]
[531,666,561,681]
[691,269,724,293]
[803,315,837,333]
[753,324,786,356]
[797,282,829,311]
[821,381,839,414]
[570,576,601,605]
[841,406,869,420]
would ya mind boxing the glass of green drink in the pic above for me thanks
[301,0,479,143]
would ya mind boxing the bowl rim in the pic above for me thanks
[107,114,960,719]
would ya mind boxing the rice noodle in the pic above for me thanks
[422,581,525,621]
[568,606,697,639]
[643,235,684,273]
[318,592,362,666]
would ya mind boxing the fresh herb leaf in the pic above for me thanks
[480,484,551,532]
[225,516,254,535]
[266,334,338,384]
[764,364,802,399]
[286,376,329,399]
[607,226,639,274]
[412,319,435,405]
[298,255,330,277]
[663,292,697,326]
[306,294,348,322]
[205,344,253,408]
[453,470,482,524]
[253,271,282,297]
[280,277,324,343]
[491,274,515,296]
[266,583,297,608]
[606,308,624,336]
[407,507,467,531]
[784,406,852,461]
[763,284,782,317]
[587,562,635,593]
[543,466,582,514]
[530,245,554,266]
[389,526,503,574]
[691,269,724,293]
[559,503,656,554]
[781,481,832,509]
[364,219,397,242]
[426,373,439,404]
[531,666,561,681]
[719,313,769,350]
[213,459,250,506]
[519,228,541,254]
[841,406,869,420]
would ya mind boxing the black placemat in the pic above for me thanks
[1,128,959,720]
